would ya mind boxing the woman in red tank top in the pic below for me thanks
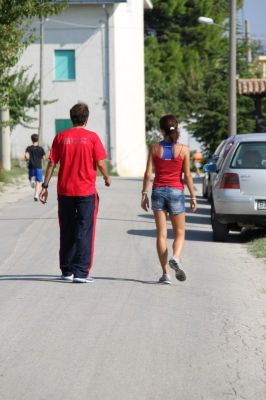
[141,115,197,284]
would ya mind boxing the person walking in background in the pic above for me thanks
[24,134,45,201]
[141,115,197,285]
[39,102,111,283]
[192,149,203,177]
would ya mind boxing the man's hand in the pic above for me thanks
[104,176,111,187]
[39,188,48,204]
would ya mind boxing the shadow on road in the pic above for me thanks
[93,276,158,284]
[186,215,211,225]
[127,228,213,242]
[0,274,70,283]
[0,274,159,285]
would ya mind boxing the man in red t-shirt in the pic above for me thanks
[39,102,111,283]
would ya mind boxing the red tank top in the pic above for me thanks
[153,145,184,190]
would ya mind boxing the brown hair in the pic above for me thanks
[159,115,179,143]
[70,102,89,126]
[31,134,39,143]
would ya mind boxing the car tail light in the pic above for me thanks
[220,173,240,189]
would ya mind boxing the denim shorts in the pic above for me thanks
[151,186,185,215]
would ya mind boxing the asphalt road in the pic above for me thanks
[0,177,265,400]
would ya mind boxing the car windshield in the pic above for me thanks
[231,142,266,169]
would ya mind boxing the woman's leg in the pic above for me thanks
[170,212,185,260]
[153,210,169,274]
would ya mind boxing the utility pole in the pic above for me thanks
[244,19,252,63]
[0,107,11,171]
[39,16,44,146]
[229,0,237,136]
[102,5,112,166]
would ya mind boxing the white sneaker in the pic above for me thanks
[30,178,35,188]
[73,277,95,283]
[169,258,186,281]
[61,274,74,282]
[158,274,171,284]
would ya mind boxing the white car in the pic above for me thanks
[205,133,266,241]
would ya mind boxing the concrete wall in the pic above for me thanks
[110,0,147,176]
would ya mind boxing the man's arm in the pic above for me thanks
[39,160,56,204]
[96,159,111,187]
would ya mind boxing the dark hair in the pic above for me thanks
[31,134,39,143]
[159,114,179,143]
[70,102,89,126]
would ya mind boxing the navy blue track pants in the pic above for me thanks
[58,194,98,278]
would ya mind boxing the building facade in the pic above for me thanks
[12,0,153,176]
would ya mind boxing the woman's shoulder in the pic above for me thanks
[174,143,189,155]
[150,143,161,154]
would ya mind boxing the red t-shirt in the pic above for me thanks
[49,127,107,196]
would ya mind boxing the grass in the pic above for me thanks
[242,228,266,260]
[0,159,27,190]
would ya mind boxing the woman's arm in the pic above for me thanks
[182,147,197,212]
[141,147,153,211]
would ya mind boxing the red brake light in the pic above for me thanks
[220,173,240,189]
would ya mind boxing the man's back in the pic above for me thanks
[49,127,107,196]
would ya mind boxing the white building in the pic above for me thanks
[12,0,153,176]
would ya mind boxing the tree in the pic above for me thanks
[0,0,66,117]
[0,1,66,170]
[144,0,257,153]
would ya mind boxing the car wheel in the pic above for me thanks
[202,178,208,198]
[211,204,229,242]
[207,181,212,202]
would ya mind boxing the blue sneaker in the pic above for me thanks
[169,258,186,281]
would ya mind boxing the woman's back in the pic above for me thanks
[152,141,185,190]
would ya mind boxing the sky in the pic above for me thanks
[241,0,266,40]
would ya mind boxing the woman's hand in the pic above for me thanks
[190,198,197,212]
[141,193,149,211]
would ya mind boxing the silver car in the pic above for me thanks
[205,133,266,241]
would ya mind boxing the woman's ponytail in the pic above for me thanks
[159,114,179,143]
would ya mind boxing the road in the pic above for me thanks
[0,177,265,400]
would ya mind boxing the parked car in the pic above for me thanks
[204,133,266,241]
[202,140,225,200]
[202,138,235,201]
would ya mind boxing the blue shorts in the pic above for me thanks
[151,186,185,215]
[28,168,43,182]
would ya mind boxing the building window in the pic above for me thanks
[54,50,76,80]
[55,119,72,134]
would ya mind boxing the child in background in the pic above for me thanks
[25,134,45,201]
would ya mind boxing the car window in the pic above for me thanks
[216,139,235,169]
[231,142,266,169]
[214,140,226,156]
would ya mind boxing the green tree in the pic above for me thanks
[144,0,258,153]
[0,0,66,124]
